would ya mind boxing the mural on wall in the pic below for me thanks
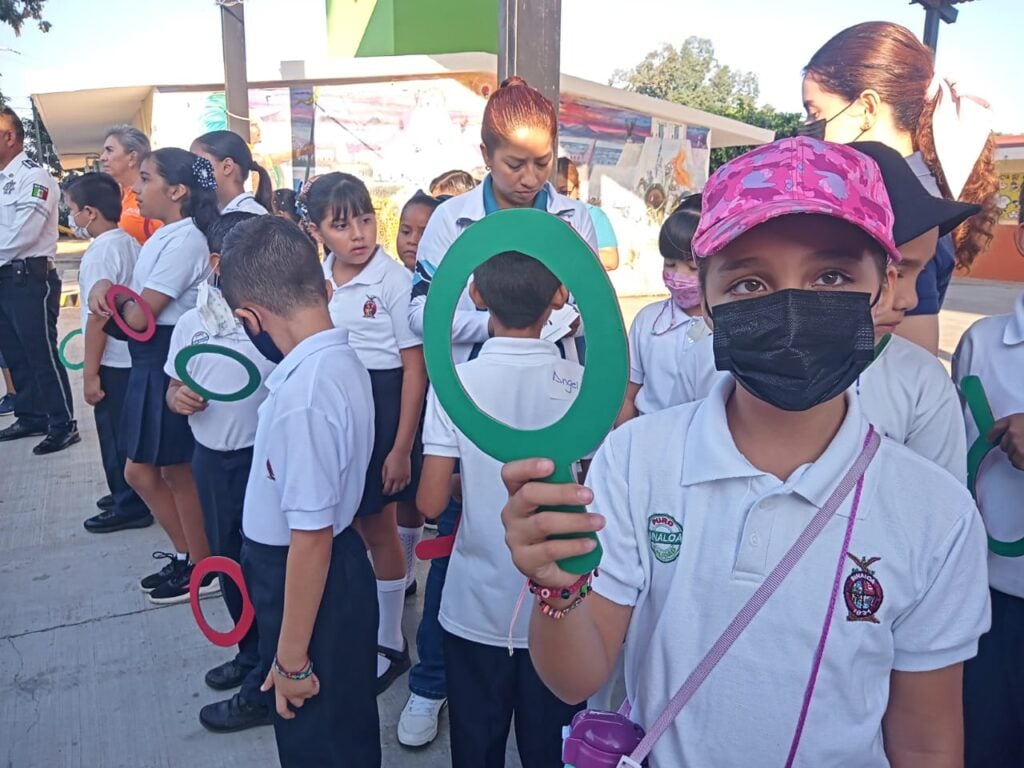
[997,173,1022,224]
[149,77,710,296]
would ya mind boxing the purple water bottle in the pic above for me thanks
[562,709,646,768]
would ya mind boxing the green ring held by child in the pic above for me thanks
[962,375,1024,558]
[58,328,85,370]
[174,343,263,403]
[422,208,629,575]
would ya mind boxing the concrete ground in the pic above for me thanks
[1,278,1020,768]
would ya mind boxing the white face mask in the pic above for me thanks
[197,280,238,337]
[71,210,92,240]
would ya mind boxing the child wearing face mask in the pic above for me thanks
[617,195,708,425]
[307,172,428,694]
[65,172,152,534]
[163,211,277,734]
[498,137,990,767]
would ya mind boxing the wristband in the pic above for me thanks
[529,570,595,601]
[538,589,593,620]
[273,655,314,681]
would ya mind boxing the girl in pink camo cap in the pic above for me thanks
[497,137,989,767]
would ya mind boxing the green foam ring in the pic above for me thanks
[422,208,629,575]
[58,328,84,370]
[961,375,1024,558]
[174,344,263,403]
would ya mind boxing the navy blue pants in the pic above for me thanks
[242,528,381,768]
[0,262,73,431]
[192,443,263,704]
[444,631,584,768]
[964,588,1024,767]
[408,498,460,700]
[95,366,148,519]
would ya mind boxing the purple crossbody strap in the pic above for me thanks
[627,427,880,765]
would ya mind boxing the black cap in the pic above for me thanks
[850,141,981,246]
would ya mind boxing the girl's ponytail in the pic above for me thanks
[250,161,274,212]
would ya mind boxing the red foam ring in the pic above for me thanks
[106,284,157,343]
[416,535,456,560]
[189,556,255,647]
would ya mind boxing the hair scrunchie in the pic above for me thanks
[192,156,218,191]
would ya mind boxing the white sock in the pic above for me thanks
[376,577,406,677]
[175,552,188,562]
[398,526,423,589]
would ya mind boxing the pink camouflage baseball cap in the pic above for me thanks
[691,136,901,263]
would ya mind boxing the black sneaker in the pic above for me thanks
[140,552,184,593]
[83,508,154,534]
[33,421,81,455]
[205,659,255,691]
[199,693,272,733]
[148,563,220,605]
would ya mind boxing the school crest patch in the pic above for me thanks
[647,514,682,563]
[363,295,379,318]
[190,331,210,345]
[2,179,15,195]
[30,183,49,201]
[844,554,884,623]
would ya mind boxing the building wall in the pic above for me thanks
[965,223,1024,282]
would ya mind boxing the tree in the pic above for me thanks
[1,0,50,35]
[612,37,803,172]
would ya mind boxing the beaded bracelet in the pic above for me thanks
[273,655,314,681]
[529,569,596,602]
[533,571,596,620]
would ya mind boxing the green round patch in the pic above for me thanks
[648,513,683,563]
[422,208,629,575]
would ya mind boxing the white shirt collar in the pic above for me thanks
[681,376,871,510]
[451,181,577,226]
[265,327,351,393]
[475,337,561,362]
[323,247,389,289]
[0,150,29,177]
[1004,294,1024,346]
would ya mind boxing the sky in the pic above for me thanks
[1,0,1021,131]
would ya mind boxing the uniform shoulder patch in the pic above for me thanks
[21,158,40,169]
[30,183,49,201]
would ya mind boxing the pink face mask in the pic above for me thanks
[663,270,702,310]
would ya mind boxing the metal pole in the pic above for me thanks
[498,0,562,121]
[922,7,941,51]
[220,1,250,141]
[31,102,44,166]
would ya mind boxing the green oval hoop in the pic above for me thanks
[174,344,263,403]
[961,375,1024,557]
[58,329,84,370]
[422,208,629,574]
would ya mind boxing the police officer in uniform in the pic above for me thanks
[0,107,79,454]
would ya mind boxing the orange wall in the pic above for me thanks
[958,224,1024,282]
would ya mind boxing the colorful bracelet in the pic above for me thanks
[273,655,314,681]
[538,589,593,620]
[529,569,596,602]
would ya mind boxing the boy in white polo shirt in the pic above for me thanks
[163,211,277,733]
[66,173,153,533]
[666,140,979,483]
[499,137,990,767]
[955,187,1024,768]
[218,216,380,767]
[417,250,585,766]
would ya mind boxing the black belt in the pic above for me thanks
[0,257,53,278]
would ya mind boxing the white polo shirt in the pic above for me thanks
[953,293,1024,599]
[78,228,139,368]
[221,193,268,215]
[242,328,374,546]
[628,299,709,415]
[0,151,58,267]
[408,181,599,363]
[325,247,420,371]
[163,299,276,452]
[588,376,989,767]
[424,337,585,648]
[130,217,212,325]
[666,334,967,481]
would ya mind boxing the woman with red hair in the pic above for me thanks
[802,21,997,354]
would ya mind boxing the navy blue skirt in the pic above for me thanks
[122,325,195,466]
[356,367,422,517]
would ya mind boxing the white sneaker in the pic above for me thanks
[397,693,447,747]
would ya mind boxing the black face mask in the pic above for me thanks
[794,101,857,141]
[710,289,876,412]
[240,311,284,364]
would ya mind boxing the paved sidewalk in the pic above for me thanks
[1,278,1019,768]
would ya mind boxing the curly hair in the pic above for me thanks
[805,21,998,270]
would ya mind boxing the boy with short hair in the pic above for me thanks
[956,186,1024,767]
[67,173,153,533]
[500,137,990,766]
[418,250,585,766]
[218,216,380,767]
[164,212,276,729]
